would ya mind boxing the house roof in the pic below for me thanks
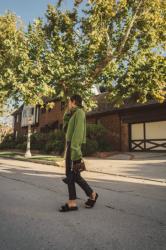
[11,95,62,116]
[86,92,166,116]
[11,93,165,117]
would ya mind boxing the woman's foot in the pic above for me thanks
[67,200,77,208]
[85,192,99,208]
[59,200,78,212]
[90,192,97,200]
[59,203,78,212]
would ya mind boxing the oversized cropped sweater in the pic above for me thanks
[63,106,86,161]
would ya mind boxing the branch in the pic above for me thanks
[116,0,143,57]
[57,0,63,7]
[90,0,143,81]
[74,0,84,6]
[91,52,114,80]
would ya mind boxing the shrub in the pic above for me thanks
[45,140,64,154]
[15,142,26,150]
[0,134,15,149]
[82,138,99,156]
[82,123,111,156]
[86,123,108,140]
[31,132,48,150]
[0,123,111,156]
[31,130,65,154]
[46,130,65,144]
[15,135,26,144]
[97,136,113,152]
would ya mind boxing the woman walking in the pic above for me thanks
[59,94,98,212]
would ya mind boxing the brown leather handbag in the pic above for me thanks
[72,159,86,174]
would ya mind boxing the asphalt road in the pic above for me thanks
[0,158,166,250]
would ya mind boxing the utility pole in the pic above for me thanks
[25,107,33,158]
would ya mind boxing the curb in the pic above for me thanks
[0,156,60,167]
[0,156,165,184]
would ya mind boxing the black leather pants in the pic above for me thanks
[65,141,93,200]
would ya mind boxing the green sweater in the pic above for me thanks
[63,106,86,161]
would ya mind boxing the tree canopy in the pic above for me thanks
[0,0,166,111]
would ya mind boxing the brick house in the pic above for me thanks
[12,98,65,136]
[12,94,166,152]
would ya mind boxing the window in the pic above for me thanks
[31,108,34,115]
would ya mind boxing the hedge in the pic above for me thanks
[0,123,112,156]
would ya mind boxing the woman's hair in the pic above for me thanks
[70,94,83,107]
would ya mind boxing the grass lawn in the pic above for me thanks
[0,151,63,163]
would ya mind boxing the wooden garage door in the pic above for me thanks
[130,121,166,151]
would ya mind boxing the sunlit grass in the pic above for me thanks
[0,151,63,162]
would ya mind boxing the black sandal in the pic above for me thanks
[59,203,78,212]
[85,193,99,208]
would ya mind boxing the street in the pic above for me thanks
[0,158,166,250]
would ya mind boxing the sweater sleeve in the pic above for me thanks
[70,109,85,161]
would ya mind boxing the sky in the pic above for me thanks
[0,0,74,25]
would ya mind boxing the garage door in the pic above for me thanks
[130,121,166,151]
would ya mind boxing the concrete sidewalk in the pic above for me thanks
[1,151,166,183]
[56,152,166,183]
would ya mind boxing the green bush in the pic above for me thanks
[15,135,26,144]
[82,123,111,156]
[0,133,27,150]
[53,140,65,154]
[0,134,15,149]
[82,138,99,156]
[0,123,111,156]
[15,142,26,150]
[50,130,65,142]
[86,123,108,140]
[31,130,65,154]
[31,132,48,150]
[0,140,15,149]
[97,136,113,152]
[45,140,64,154]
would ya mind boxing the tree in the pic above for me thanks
[0,13,54,111]
[72,0,166,105]
[0,13,24,110]
[0,0,166,110]
[43,4,95,107]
